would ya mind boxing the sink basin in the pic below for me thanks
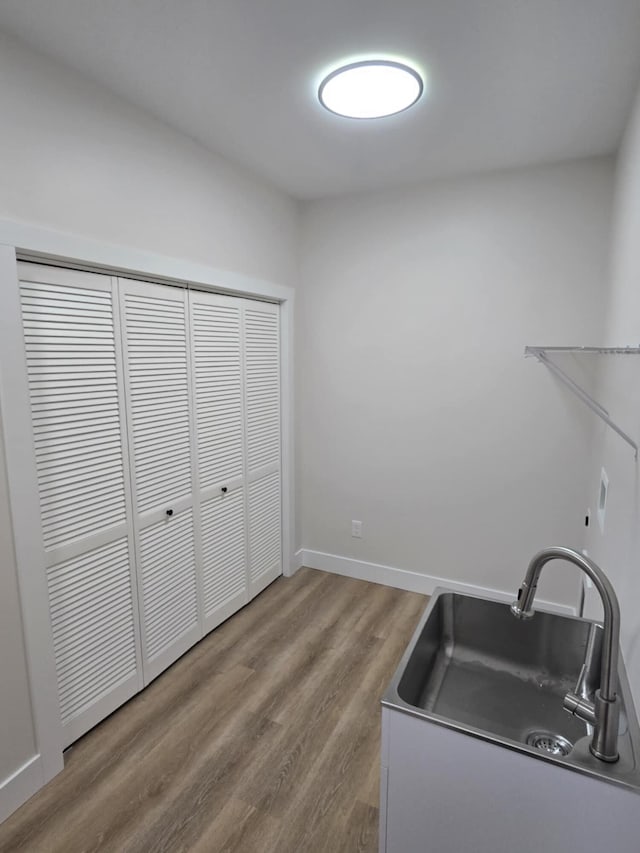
[383,588,640,791]
[397,591,595,749]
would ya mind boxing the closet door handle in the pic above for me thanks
[221,487,228,494]
[166,508,174,517]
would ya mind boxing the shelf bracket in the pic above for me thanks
[525,346,639,459]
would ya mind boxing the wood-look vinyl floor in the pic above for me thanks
[0,568,426,853]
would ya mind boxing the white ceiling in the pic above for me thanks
[1,1,640,199]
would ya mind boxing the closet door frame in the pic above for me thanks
[0,247,65,790]
[0,223,295,811]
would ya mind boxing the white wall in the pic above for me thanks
[0,31,298,288]
[584,84,640,709]
[0,30,298,820]
[298,159,614,606]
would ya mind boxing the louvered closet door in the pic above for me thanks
[243,300,282,598]
[189,290,249,634]
[119,279,201,683]
[18,263,142,747]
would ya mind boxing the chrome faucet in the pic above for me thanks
[511,546,621,762]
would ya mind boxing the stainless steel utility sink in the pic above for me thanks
[383,589,640,791]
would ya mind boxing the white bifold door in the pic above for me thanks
[119,279,202,683]
[188,292,282,630]
[18,264,143,746]
[18,263,282,747]
[244,301,282,597]
[189,290,249,634]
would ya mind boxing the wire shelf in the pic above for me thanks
[524,345,640,458]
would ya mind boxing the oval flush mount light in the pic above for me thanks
[318,59,424,119]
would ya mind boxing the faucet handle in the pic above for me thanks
[573,663,589,699]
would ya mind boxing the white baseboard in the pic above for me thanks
[292,548,305,573]
[0,754,43,823]
[299,549,577,616]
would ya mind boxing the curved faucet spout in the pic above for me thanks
[511,546,621,762]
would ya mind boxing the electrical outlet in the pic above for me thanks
[351,520,362,538]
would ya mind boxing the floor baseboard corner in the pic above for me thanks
[0,754,43,824]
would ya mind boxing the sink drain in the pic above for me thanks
[526,730,573,757]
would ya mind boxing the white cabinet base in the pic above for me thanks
[380,707,640,853]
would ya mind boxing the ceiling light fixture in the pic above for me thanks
[318,59,424,119]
